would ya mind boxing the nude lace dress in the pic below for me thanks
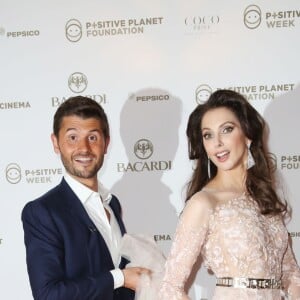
[159,192,300,300]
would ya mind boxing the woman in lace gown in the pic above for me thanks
[159,90,300,300]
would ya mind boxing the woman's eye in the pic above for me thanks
[203,133,212,140]
[222,126,234,134]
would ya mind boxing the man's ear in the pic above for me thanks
[104,136,110,154]
[51,133,60,154]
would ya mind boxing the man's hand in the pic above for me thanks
[122,267,151,290]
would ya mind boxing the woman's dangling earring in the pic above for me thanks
[208,157,211,179]
[247,142,255,169]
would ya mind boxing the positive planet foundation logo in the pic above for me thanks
[280,155,300,170]
[65,17,164,41]
[6,163,22,184]
[65,19,82,42]
[267,152,277,172]
[5,163,63,184]
[195,84,213,104]
[244,5,262,29]
[243,4,300,29]
[195,83,295,102]
[225,83,295,101]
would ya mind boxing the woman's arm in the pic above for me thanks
[158,193,212,300]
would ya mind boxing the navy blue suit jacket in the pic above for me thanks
[22,178,135,300]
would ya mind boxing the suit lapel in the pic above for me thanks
[58,179,130,270]
[59,179,97,230]
[109,195,126,235]
[58,179,114,265]
[108,195,131,269]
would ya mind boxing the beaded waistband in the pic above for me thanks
[216,277,281,289]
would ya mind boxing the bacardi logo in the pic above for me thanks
[134,139,154,160]
[68,72,88,93]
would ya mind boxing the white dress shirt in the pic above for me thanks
[64,173,124,289]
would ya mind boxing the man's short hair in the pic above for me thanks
[53,96,109,138]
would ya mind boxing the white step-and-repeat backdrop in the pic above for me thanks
[1,1,299,299]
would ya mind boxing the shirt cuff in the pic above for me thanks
[110,268,124,289]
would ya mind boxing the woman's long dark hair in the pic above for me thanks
[186,89,287,215]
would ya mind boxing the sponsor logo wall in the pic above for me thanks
[0,1,299,299]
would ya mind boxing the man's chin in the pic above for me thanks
[71,168,98,179]
[75,172,97,179]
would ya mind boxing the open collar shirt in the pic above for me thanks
[64,173,124,289]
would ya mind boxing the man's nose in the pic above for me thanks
[78,138,91,151]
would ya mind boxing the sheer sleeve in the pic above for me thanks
[281,241,300,300]
[158,193,212,300]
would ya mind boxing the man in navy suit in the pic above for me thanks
[22,96,148,300]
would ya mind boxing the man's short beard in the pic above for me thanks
[60,155,102,179]
[70,167,99,179]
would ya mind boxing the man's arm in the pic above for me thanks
[22,200,114,300]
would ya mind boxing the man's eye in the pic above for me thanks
[70,135,77,140]
[67,135,77,142]
[88,135,97,142]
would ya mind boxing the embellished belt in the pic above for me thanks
[216,277,281,289]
